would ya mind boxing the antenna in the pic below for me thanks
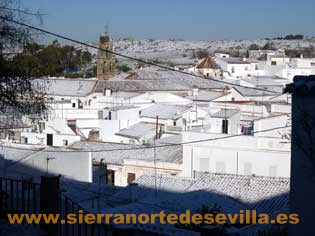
[104,23,109,36]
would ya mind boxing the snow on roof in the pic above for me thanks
[186,90,226,101]
[69,140,182,164]
[115,122,156,139]
[211,109,239,118]
[59,172,288,236]
[219,57,258,64]
[241,77,285,87]
[232,86,280,97]
[140,104,192,120]
[33,78,98,97]
[131,173,289,214]
[158,134,183,144]
[104,105,138,111]
[95,79,189,92]
[111,91,143,99]
[95,67,226,92]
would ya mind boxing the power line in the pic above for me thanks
[0,16,279,94]
[0,6,46,16]
[0,125,290,153]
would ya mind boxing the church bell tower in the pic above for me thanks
[97,32,116,80]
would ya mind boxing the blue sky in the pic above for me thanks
[25,0,315,42]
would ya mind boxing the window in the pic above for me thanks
[255,64,259,70]
[127,173,136,184]
[271,61,277,66]
[231,97,235,101]
[173,120,177,126]
[63,140,68,146]
[108,111,112,120]
[216,162,226,173]
[72,103,76,108]
[21,136,28,144]
[106,169,115,185]
[222,119,228,134]
[231,66,235,73]
[199,158,210,172]
[206,73,210,77]
[47,134,53,146]
[244,162,252,175]
[98,111,104,119]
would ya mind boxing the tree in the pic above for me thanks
[116,64,131,73]
[194,49,209,59]
[0,1,47,128]
[248,44,260,50]
[262,42,276,50]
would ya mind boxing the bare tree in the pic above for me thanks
[0,0,47,130]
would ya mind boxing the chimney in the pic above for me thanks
[285,75,315,236]
[104,87,112,97]
[192,87,199,96]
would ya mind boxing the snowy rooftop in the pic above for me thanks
[140,104,192,120]
[96,67,227,92]
[232,86,280,97]
[218,57,258,64]
[62,173,288,235]
[211,109,239,118]
[115,122,156,139]
[186,90,226,101]
[33,78,98,97]
[69,141,182,164]
[241,77,286,87]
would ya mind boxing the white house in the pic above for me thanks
[216,57,263,78]
[181,131,290,178]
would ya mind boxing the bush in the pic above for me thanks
[116,64,131,72]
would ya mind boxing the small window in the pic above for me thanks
[63,140,68,146]
[231,97,235,101]
[72,103,76,108]
[108,111,112,120]
[173,120,177,126]
[106,169,115,185]
[231,67,235,73]
[222,119,228,134]
[206,73,210,77]
[21,136,28,144]
[271,61,277,66]
[127,173,136,184]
